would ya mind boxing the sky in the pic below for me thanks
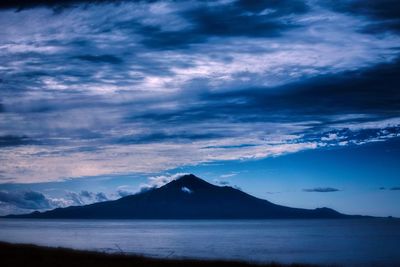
[0,0,399,217]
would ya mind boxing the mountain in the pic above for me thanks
[6,174,358,219]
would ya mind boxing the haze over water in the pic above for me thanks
[1,219,399,267]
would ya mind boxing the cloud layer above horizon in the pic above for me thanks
[1,0,400,183]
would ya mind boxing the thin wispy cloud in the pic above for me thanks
[303,187,341,193]
[220,172,239,179]
[139,173,189,192]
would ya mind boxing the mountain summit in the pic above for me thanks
[7,174,356,219]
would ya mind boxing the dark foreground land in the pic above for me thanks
[0,242,318,267]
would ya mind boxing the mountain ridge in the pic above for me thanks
[4,174,366,219]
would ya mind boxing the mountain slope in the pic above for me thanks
[7,174,355,219]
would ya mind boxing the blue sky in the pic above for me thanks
[0,0,399,216]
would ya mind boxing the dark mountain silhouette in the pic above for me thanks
[6,174,360,219]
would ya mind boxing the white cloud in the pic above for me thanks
[220,172,238,178]
[181,186,193,194]
[139,173,189,191]
[321,133,338,141]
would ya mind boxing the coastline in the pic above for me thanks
[0,241,318,267]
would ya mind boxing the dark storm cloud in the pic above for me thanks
[186,0,309,36]
[324,0,400,32]
[73,54,123,64]
[114,58,400,153]
[0,0,132,10]
[137,0,309,48]
[207,59,400,118]
[303,187,340,193]
[115,131,224,144]
[0,190,52,209]
[325,0,400,19]
[130,59,400,126]
[0,0,310,47]
[0,135,34,147]
[0,189,113,215]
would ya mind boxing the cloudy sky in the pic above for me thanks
[0,0,399,216]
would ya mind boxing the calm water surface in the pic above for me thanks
[0,219,399,267]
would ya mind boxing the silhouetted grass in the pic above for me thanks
[0,242,319,267]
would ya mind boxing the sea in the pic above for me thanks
[0,218,399,267]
